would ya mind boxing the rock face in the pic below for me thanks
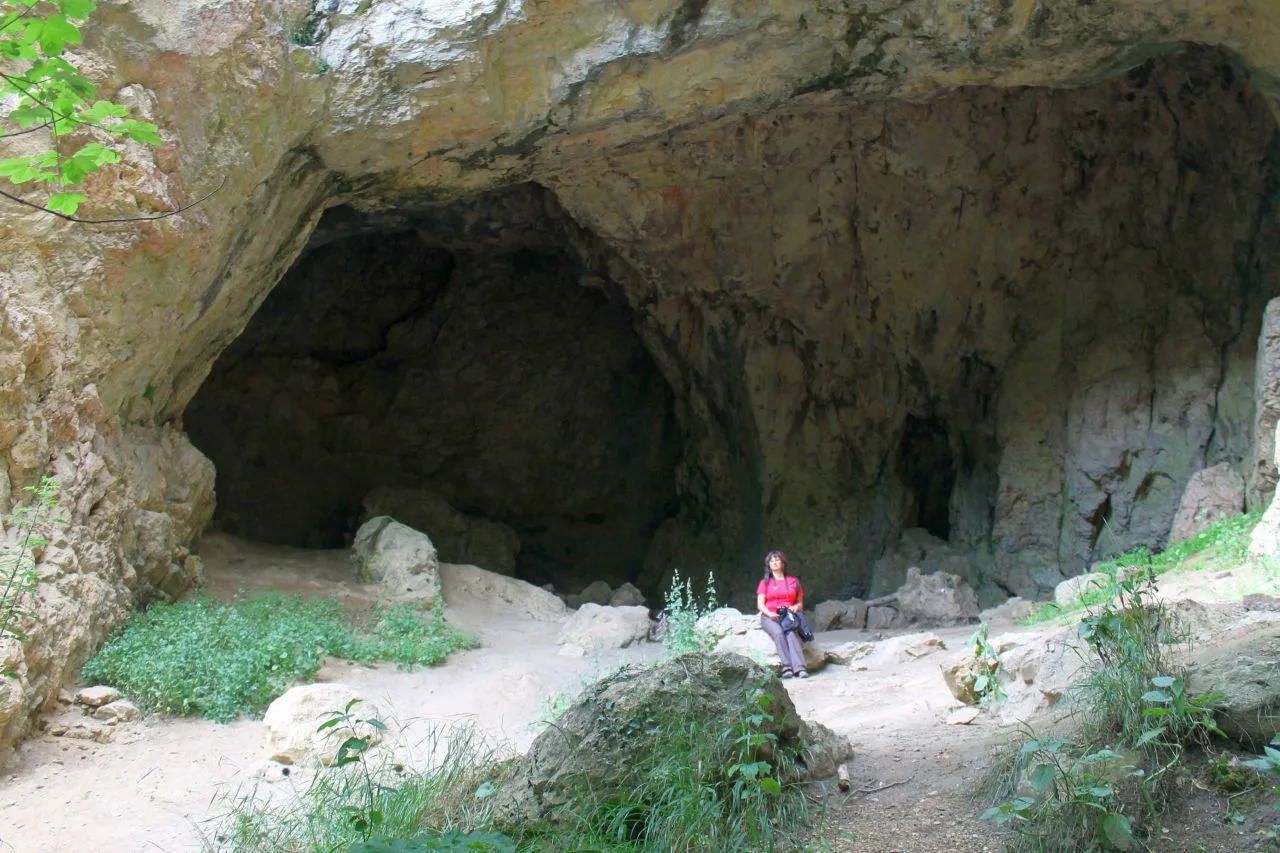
[1191,627,1280,748]
[351,517,440,603]
[1169,464,1245,543]
[4,0,1280,753]
[492,653,851,822]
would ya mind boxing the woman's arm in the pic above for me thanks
[757,592,777,619]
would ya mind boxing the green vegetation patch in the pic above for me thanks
[82,594,476,722]
[1021,509,1270,625]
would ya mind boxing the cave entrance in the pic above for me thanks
[897,415,956,542]
[184,186,682,597]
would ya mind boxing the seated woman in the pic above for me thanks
[756,549,807,678]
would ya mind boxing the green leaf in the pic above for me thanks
[1133,726,1166,747]
[1100,812,1133,850]
[759,776,782,796]
[35,14,82,55]
[60,0,98,20]
[1150,675,1176,688]
[1141,690,1171,704]
[116,118,162,145]
[79,99,127,124]
[1029,763,1056,792]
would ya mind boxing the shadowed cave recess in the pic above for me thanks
[185,49,1280,608]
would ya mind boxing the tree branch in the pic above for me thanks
[0,177,226,224]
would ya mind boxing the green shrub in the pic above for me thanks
[520,668,808,852]
[211,709,513,853]
[82,594,476,722]
[660,570,719,655]
[982,572,1225,851]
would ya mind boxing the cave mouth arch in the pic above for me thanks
[897,415,956,542]
[184,185,683,598]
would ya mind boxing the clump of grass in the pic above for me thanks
[209,713,513,853]
[1020,509,1269,625]
[981,572,1226,851]
[82,593,476,722]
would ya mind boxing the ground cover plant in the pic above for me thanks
[1020,509,1274,625]
[214,657,813,853]
[82,593,476,722]
[981,571,1227,851]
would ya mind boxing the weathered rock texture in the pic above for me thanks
[5,0,1280,753]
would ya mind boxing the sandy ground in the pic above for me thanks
[0,535,1275,853]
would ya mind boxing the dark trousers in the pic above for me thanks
[760,615,806,674]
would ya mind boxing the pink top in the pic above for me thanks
[757,575,803,612]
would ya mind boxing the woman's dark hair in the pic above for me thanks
[763,549,788,579]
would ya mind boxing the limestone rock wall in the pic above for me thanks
[551,54,1280,599]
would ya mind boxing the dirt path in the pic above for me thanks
[0,536,1274,853]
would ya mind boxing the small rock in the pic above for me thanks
[74,686,120,708]
[48,724,68,737]
[92,700,139,723]
[1242,594,1280,612]
[826,641,875,665]
[608,582,646,607]
[903,635,946,658]
[947,707,981,725]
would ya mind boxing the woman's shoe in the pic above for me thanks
[781,670,794,679]
[796,671,809,679]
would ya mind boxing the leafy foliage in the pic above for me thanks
[81,594,476,721]
[1243,737,1280,844]
[0,1,162,215]
[962,623,1005,706]
[982,572,1226,851]
[0,475,61,670]
[659,569,718,655]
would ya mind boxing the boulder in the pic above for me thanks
[866,605,900,631]
[439,562,566,621]
[812,600,849,632]
[813,597,868,631]
[351,516,440,604]
[1191,628,1280,749]
[74,686,120,708]
[92,700,139,723]
[1053,572,1111,607]
[1169,463,1244,543]
[566,580,613,609]
[695,607,759,643]
[608,582,646,607]
[262,684,385,766]
[491,653,853,822]
[825,641,875,665]
[896,567,979,626]
[559,603,652,649]
[361,486,521,575]
[711,618,828,673]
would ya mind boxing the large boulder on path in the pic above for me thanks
[1169,463,1244,544]
[896,567,980,626]
[491,653,853,823]
[351,516,441,604]
[697,607,827,672]
[559,603,652,650]
[262,684,385,766]
[813,597,868,631]
[608,582,646,607]
[1053,571,1111,607]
